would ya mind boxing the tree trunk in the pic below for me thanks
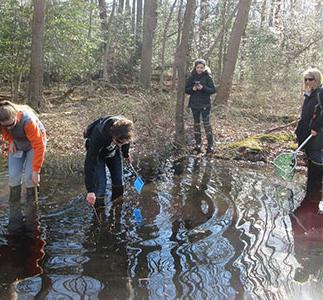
[118,0,124,14]
[159,0,177,88]
[98,0,116,81]
[136,0,143,43]
[125,0,130,14]
[29,0,45,110]
[139,0,157,88]
[174,0,196,146]
[131,0,136,34]
[215,0,252,107]
[204,1,237,61]
[198,0,208,57]
[88,0,94,38]
[172,0,184,88]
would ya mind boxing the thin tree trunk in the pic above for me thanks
[139,0,157,88]
[204,2,238,60]
[118,0,124,13]
[98,0,116,80]
[215,0,252,107]
[136,0,143,43]
[88,0,94,38]
[125,0,130,14]
[174,0,196,146]
[198,0,208,57]
[29,0,45,109]
[131,0,136,34]
[172,0,184,88]
[159,0,177,88]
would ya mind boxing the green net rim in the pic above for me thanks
[272,152,296,181]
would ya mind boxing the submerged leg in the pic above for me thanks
[25,187,40,238]
[8,185,24,234]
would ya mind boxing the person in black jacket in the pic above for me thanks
[295,67,323,204]
[185,59,216,154]
[84,116,134,207]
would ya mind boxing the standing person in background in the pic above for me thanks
[0,100,46,232]
[295,68,323,205]
[84,116,134,207]
[185,58,216,154]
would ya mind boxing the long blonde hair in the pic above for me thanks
[0,100,35,122]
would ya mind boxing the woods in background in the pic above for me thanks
[0,0,322,142]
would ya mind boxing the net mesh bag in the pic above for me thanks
[272,152,296,181]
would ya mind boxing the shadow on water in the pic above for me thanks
[0,157,323,299]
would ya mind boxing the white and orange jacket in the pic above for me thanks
[1,111,46,173]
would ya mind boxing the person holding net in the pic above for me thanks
[295,67,323,205]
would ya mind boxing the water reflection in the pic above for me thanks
[0,188,45,297]
[2,158,323,299]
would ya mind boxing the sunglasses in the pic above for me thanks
[304,78,315,82]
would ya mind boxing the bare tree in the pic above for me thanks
[131,0,136,34]
[118,0,124,13]
[172,0,184,88]
[136,0,143,43]
[139,0,157,88]
[29,0,45,109]
[174,0,196,146]
[198,0,208,57]
[215,0,252,106]
[98,0,116,80]
[159,0,177,88]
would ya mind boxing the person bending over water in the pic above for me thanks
[84,115,134,207]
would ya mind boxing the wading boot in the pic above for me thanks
[25,187,40,238]
[8,185,24,234]
[205,123,214,155]
[94,196,105,208]
[93,196,106,225]
[111,184,124,204]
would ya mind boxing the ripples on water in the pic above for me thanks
[0,157,323,299]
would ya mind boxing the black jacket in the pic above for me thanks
[295,87,323,150]
[84,116,130,193]
[185,71,216,110]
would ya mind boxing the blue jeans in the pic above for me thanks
[95,149,123,197]
[307,149,323,164]
[8,149,34,187]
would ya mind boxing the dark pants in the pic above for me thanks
[304,160,323,203]
[191,107,214,149]
[95,150,123,198]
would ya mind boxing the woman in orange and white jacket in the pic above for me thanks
[0,100,46,200]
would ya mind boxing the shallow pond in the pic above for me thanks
[0,157,323,300]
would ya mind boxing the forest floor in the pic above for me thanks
[0,81,306,176]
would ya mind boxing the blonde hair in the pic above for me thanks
[0,100,35,122]
[303,67,323,90]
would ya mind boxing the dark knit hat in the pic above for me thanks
[194,58,206,66]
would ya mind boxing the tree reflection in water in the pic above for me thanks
[1,158,323,299]
[0,188,45,298]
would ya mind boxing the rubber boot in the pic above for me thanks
[111,185,124,203]
[25,187,40,238]
[204,122,214,153]
[107,201,122,235]
[8,185,24,234]
[93,196,106,225]
[94,196,105,208]
[193,123,202,153]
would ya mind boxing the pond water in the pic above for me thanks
[0,157,323,300]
